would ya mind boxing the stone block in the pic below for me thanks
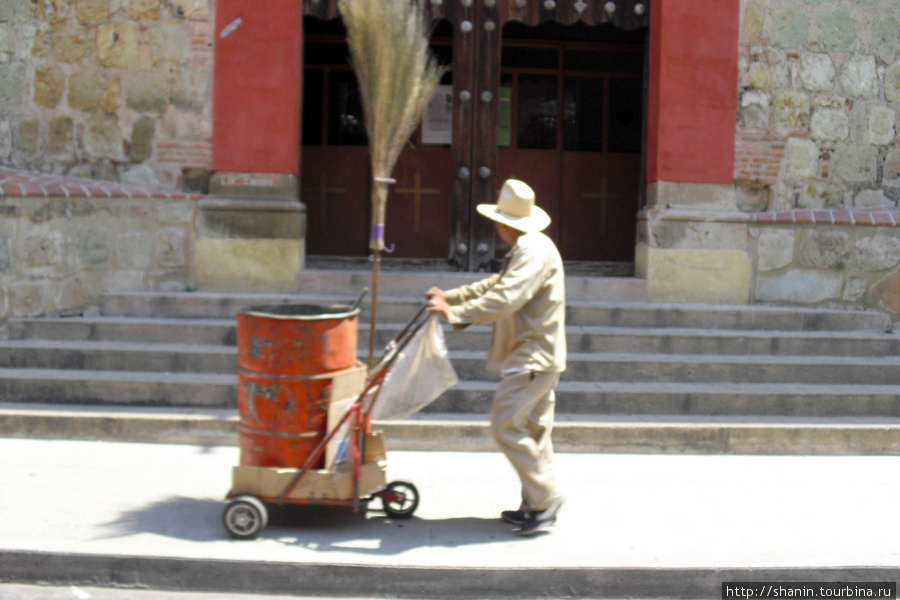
[15,119,40,156]
[871,268,900,314]
[130,0,160,20]
[0,121,10,159]
[157,227,187,267]
[117,231,153,269]
[839,55,878,99]
[742,2,765,46]
[195,238,303,293]
[155,201,194,225]
[125,70,168,113]
[843,278,867,302]
[810,107,848,142]
[75,0,109,24]
[773,89,809,129]
[33,64,65,108]
[856,235,900,272]
[885,148,900,181]
[0,235,11,271]
[799,179,845,209]
[854,189,893,209]
[76,224,111,268]
[97,22,139,68]
[645,182,738,211]
[47,116,74,154]
[122,164,160,187]
[101,76,121,113]
[129,116,155,161]
[10,280,48,318]
[68,70,106,111]
[886,62,900,103]
[872,15,900,64]
[798,230,850,269]
[83,114,124,160]
[170,67,208,113]
[771,9,808,50]
[0,62,26,107]
[757,229,795,271]
[0,0,32,21]
[54,277,92,314]
[735,180,772,212]
[149,22,190,65]
[800,52,836,92]
[52,20,87,64]
[817,9,856,52]
[832,144,878,184]
[636,245,751,304]
[172,0,208,18]
[747,48,790,90]
[785,138,819,178]
[23,230,62,268]
[756,269,843,304]
[867,106,895,146]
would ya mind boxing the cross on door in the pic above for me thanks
[302,172,346,229]
[395,172,440,233]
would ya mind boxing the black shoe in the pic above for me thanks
[500,509,528,525]
[514,498,563,536]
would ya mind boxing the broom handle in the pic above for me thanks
[368,250,381,370]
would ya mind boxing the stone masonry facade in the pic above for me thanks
[0,0,214,191]
[736,0,900,317]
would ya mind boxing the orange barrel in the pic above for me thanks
[235,303,360,469]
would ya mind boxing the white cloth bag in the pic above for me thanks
[370,315,459,420]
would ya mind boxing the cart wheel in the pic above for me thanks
[381,480,419,519]
[223,496,268,540]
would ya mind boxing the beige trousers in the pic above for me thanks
[490,370,561,512]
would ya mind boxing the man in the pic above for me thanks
[426,179,566,536]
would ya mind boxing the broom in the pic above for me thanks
[338,0,443,368]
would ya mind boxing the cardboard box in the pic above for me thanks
[325,361,367,469]
[231,459,387,501]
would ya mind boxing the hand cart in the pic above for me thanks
[222,303,430,540]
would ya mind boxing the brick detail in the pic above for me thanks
[734,128,788,185]
[0,168,202,200]
[749,209,900,228]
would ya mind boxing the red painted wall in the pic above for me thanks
[646,0,740,185]
[213,0,303,175]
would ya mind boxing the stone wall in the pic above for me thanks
[750,209,900,317]
[0,0,214,192]
[738,0,900,207]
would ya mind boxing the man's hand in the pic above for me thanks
[426,287,450,321]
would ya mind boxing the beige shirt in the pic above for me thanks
[445,231,567,373]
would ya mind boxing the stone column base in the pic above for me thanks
[195,197,305,292]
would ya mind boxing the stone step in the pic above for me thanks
[3,403,899,455]
[3,369,900,418]
[1,339,896,386]
[97,291,893,332]
[11,316,900,358]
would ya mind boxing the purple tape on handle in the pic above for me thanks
[371,224,385,242]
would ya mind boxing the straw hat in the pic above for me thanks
[476,179,551,233]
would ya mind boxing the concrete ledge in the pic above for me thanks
[2,550,896,599]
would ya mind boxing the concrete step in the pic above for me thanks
[97,291,893,332]
[3,404,900,455]
[4,368,900,418]
[3,338,896,386]
[12,315,900,358]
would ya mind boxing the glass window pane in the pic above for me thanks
[607,77,643,153]
[563,76,603,152]
[517,74,558,150]
[502,45,558,70]
[564,49,643,74]
[327,70,368,146]
[302,69,324,146]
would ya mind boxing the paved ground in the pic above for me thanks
[1,438,899,599]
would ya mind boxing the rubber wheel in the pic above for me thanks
[381,480,419,519]
[223,496,268,540]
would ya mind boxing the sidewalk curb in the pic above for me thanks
[2,551,898,599]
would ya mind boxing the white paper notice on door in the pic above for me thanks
[422,85,453,145]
